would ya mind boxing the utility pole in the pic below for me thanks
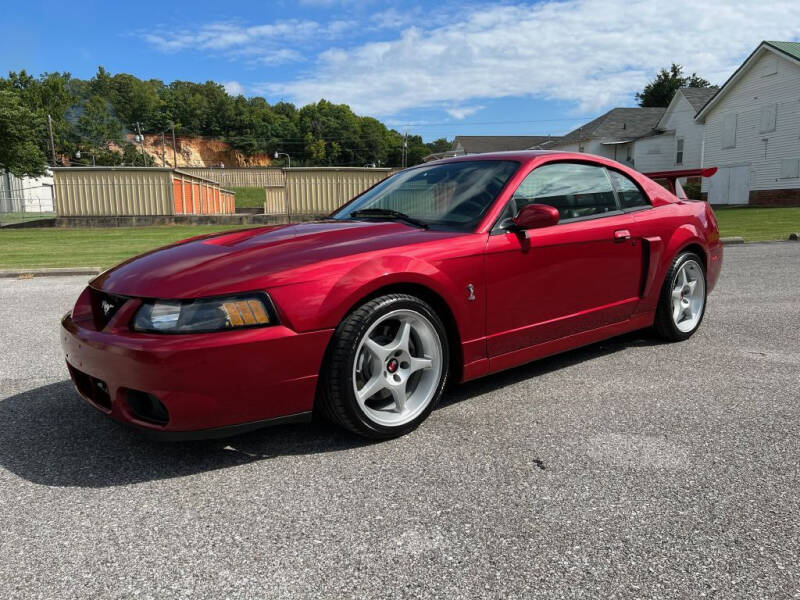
[161,132,166,167]
[402,132,408,169]
[171,125,178,168]
[47,114,57,165]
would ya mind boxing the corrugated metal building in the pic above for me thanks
[179,167,284,188]
[52,168,234,216]
[266,168,393,216]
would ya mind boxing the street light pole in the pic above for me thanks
[274,151,291,169]
[274,151,292,222]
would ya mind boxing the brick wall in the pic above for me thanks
[700,189,800,206]
[749,189,800,206]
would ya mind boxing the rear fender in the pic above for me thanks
[638,224,704,312]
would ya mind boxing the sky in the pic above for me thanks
[3,0,800,141]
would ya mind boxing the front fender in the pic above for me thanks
[267,243,488,369]
[319,254,464,326]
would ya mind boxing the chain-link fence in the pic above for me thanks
[0,171,57,225]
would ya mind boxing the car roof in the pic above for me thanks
[422,149,618,168]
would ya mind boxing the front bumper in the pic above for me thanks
[61,307,333,438]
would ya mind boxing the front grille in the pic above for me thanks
[89,289,127,330]
[68,364,112,410]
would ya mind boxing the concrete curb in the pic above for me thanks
[720,236,745,245]
[0,267,101,278]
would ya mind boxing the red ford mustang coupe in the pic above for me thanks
[61,151,722,439]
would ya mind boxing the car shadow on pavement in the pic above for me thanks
[0,380,369,488]
[440,330,662,409]
[0,331,660,488]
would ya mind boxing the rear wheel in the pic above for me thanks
[654,251,707,341]
[319,294,449,439]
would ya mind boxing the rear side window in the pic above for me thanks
[607,170,651,209]
[511,162,618,220]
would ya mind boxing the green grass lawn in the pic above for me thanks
[0,207,797,270]
[713,206,800,242]
[231,187,265,209]
[0,225,251,269]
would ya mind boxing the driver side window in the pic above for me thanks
[510,162,619,221]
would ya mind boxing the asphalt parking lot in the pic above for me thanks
[1,243,798,599]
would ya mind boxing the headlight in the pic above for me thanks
[133,293,276,333]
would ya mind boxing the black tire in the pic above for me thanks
[318,294,450,439]
[654,251,707,342]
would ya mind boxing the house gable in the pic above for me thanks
[696,42,800,122]
[700,44,800,197]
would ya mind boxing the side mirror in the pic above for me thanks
[512,203,559,231]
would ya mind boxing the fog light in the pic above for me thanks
[126,390,169,425]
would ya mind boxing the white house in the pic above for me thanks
[696,41,800,205]
[633,87,718,174]
[548,107,665,168]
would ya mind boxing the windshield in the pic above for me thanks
[332,160,519,231]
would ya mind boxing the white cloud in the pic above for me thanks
[371,7,421,30]
[222,81,244,96]
[142,18,353,65]
[445,105,484,120]
[265,0,800,116]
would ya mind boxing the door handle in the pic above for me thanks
[614,229,631,242]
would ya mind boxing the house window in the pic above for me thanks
[780,158,800,179]
[722,113,737,149]
[676,138,684,165]
[578,143,585,153]
[759,104,777,133]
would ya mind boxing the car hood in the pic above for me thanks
[91,220,463,299]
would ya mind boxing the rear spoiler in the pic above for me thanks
[643,167,717,200]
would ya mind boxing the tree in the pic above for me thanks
[0,66,449,169]
[77,95,122,148]
[426,138,452,154]
[636,64,711,107]
[0,90,48,176]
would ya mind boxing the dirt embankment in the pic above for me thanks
[122,135,272,168]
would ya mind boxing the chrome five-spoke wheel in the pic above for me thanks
[655,251,707,341]
[352,309,442,427]
[670,259,706,333]
[321,294,450,439]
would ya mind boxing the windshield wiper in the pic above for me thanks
[349,209,429,229]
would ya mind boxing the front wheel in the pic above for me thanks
[654,251,707,341]
[319,294,450,439]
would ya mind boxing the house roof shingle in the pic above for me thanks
[680,87,719,112]
[557,107,666,144]
[452,136,561,154]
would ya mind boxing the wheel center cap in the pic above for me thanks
[387,358,399,373]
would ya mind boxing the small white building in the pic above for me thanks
[633,87,718,174]
[0,170,55,213]
[548,107,666,168]
[696,41,800,205]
